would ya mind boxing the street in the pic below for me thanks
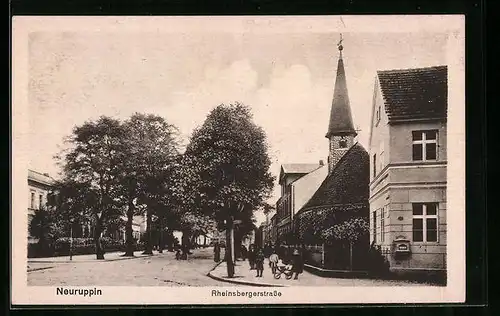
[28,247,237,287]
[28,246,431,287]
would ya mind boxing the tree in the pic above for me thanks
[121,113,180,255]
[56,116,127,259]
[322,217,369,270]
[183,103,275,277]
[29,206,57,256]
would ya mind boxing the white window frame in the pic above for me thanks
[412,130,438,161]
[376,105,381,125]
[39,193,44,210]
[30,191,36,209]
[412,203,439,243]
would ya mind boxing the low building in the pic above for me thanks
[270,213,278,245]
[261,210,276,246]
[275,162,327,244]
[368,65,448,275]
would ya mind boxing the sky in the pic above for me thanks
[27,18,450,225]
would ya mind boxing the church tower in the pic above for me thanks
[326,34,357,174]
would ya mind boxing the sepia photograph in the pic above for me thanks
[12,15,465,305]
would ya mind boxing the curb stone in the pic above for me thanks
[27,253,165,264]
[27,266,55,272]
[207,261,287,287]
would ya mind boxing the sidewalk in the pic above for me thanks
[208,258,429,287]
[28,250,164,263]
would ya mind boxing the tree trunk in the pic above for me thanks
[180,230,191,259]
[225,218,235,278]
[142,210,153,255]
[166,229,174,252]
[234,231,242,259]
[158,219,164,253]
[95,219,105,260]
[124,200,135,256]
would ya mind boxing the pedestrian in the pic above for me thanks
[214,242,221,262]
[269,249,279,274]
[240,244,248,261]
[248,244,256,270]
[264,243,271,258]
[255,247,265,277]
[291,248,304,280]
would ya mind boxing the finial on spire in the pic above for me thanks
[338,33,343,50]
[337,33,343,58]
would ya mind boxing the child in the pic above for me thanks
[254,248,265,277]
[269,250,279,274]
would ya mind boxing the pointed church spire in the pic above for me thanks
[325,33,357,138]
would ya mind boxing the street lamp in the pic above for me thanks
[69,218,74,261]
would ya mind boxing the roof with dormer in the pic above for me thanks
[377,65,448,122]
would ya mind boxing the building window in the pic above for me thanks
[376,105,381,124]
[339,137,347,148]
[373,154,377,177]
[412,130,437,161]
[39,194,44,209]
[412,203,438,242]
[372,210,377,243]
[30,192,35,209]
[380,207,385,243]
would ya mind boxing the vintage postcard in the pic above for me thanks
[11,15,465,305]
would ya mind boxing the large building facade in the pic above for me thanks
[28,169,145,243]
[368,66,448,274]
[28,170,55,243]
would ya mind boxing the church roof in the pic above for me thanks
[377,65,448,121]
[299,142,369,211]
[326,52,357,138]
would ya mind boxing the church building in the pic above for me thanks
[291,37,370,271]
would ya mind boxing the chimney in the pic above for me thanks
[319,160,324,166]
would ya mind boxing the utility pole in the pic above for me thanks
[69,219,74,261]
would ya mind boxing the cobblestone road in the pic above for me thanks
[28,247,235,287]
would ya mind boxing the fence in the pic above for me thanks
[282,242,370,271]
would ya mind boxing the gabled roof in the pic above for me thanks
[299,143,369,211]
[279,163,321,184]
[377,65,448,122]
[281,163,320,174]
[326,54,357,137]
